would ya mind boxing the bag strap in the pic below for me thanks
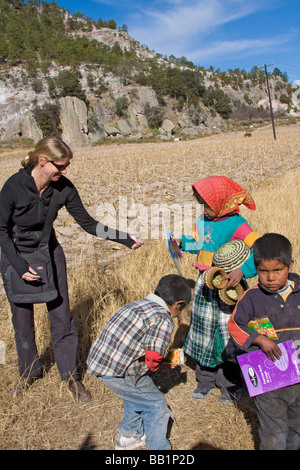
[39,188,59,246]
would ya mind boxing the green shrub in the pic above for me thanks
[202,87,232,119]
[33,102,61,137]
[115,95,129,116]
[144,104,164,129]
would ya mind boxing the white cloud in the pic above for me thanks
[91,0,298,73]
[187,31,298,63]
[128,0,293,62]
[131,0,253,44]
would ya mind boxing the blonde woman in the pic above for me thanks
[0,137,143,401]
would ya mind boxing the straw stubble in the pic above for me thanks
[0,124,299,450]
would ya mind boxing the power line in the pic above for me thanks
[260,63,276,141]
[274,61,300,72]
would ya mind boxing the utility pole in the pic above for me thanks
[261,63,276,140]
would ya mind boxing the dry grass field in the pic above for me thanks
[0,124,299,451]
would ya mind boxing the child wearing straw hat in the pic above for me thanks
[180,176,259,404]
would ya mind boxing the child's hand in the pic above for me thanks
[252,335,282,362]
[223,268,243,287]
[175,239,182,248]
[161,363,181,370]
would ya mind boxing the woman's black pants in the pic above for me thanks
[2,243,79,381]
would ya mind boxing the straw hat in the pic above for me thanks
[219,284,244,305]
[203,267,228,289]
[212,240,250,273]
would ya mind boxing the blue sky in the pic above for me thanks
[52,0,299,84]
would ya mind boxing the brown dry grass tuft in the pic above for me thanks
[0,125,299,450]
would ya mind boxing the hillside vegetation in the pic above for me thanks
[0,0,129,73]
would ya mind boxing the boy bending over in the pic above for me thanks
[228,233,300,450]
[87,274,192,451]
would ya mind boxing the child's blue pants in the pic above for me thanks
[99,374,172,450]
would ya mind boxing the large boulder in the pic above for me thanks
[103,123,121,136]
[1,112,43,142]
[90,98,116,125]
[20,112,43,142]
[161,119,175,134]
[59,96,89,147]
[117,118,135,135]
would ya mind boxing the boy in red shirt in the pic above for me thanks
[228,233,300,450]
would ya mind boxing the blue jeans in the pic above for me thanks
[99,374,172,450]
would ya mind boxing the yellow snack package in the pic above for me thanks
[163,348,185,365]
[248,317,278,340]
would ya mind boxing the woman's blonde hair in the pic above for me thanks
[21,137,73,168]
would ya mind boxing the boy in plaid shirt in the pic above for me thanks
[87,274,192,450]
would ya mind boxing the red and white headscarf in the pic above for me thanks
[192,176,256,219]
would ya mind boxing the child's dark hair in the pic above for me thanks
[253,233,293,267]
[192,188,206,205]
[154,274,194,310]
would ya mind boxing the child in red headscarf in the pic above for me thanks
[180,176,259,404]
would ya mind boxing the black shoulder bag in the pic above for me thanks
[5,189,59,304]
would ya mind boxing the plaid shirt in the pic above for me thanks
[87,294,174,380]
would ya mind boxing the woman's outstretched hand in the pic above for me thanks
[130,235,144,250]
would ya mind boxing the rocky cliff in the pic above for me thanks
[0,27,297,146]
